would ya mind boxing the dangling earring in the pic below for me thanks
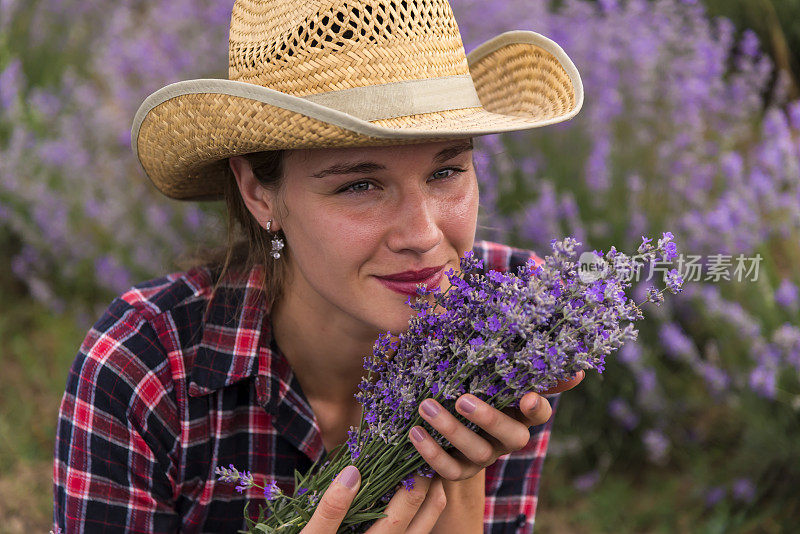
[266,219,285,259]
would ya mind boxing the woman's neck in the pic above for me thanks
[269,280,379,407]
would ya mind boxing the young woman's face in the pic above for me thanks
[275,139,479,335]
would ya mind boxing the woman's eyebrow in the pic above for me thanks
[310,140,474,179]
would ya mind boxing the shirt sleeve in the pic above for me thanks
[53,299,180,533]
[483,395,560,534]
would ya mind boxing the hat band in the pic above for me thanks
[301,74,482,121]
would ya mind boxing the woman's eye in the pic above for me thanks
[432,169,452,180]
[337,167,465,195]
[339,181,376,194]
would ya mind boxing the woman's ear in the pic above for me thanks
[229,156,278,230]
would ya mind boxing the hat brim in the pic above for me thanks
[132,30,583,201]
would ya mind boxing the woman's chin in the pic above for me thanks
[366,289,439,335]
[374,308,417,336]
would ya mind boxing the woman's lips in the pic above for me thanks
[375,267,445,297]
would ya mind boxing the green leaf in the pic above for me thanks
[297,507,312,522]
[346,511,389,521]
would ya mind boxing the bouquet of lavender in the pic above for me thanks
[219,234,683,533]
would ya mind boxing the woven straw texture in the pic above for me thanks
[229,0,467,94]
[132,0,582,201]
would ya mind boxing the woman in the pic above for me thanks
[54,0,585,532]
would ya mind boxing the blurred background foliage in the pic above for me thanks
[703,0,800,99]
[1,0,799,532]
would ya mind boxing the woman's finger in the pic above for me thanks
[516,392,553,427]
[302,466,360,533]
[453,396,533,454]
[418,399,503,467]
[365,474,434,533]
[540,370,585,395]
[408,425,471,480]
[405,477,447,534]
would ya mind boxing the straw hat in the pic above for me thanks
[131,0,584,201]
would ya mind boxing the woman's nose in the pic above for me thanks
[386,192,443,254]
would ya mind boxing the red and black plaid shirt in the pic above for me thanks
[54,240,559,533]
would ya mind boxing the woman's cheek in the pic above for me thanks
[329,208,383,241]
[442,184,479,241]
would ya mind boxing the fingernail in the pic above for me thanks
[338,465,359,489]
[410,427,425,443]
[458,396,476,414]
[421,400,440,418]
[527,395,540,412]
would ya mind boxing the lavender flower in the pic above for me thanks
[642,429,670,465]
[646,287,664,306]
[214,464,242,484]
[659,323,698,362]
[400,473,416,492]
[749,365,777,399]
[264,481,282,501]
[572,470,601,492]
[608,397,639,430]
[657,232,679,262]
[251,235,681,532]
[664,269,683,294]
[731,478,756,503]
[774,279,799,312]
[235,472,255,494]
[705,485,726,507]
[214,464,254,493]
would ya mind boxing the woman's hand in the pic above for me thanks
[302,467,447,533]
[409,370,585,481]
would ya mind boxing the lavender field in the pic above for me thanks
[1,0,798,532]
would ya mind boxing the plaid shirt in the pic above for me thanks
[54,240,559,534]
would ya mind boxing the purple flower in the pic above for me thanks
[664,269,683,294]
[697,363,730,395]
[642,429,669,464]
[584,281,605,303]
[572,470,601,492]
[214,464,240,484]
[788,100,800,130]
[355,236,678,448]
[646,287,664,306]
[658,323,697,361]
[264,481,282,501]
[739,29,760,58]
[705,485,727,507]
[215,464,254,493]
[657,232,678,262]
[749,365,777,399]
[279,232,679,529]
[0,58,21,111]
[731,478,756,503]
[774,279,799,311]
[235,471,254,493]
[772,323,800,372]
[400,474,416,492]
[608,398,639,430]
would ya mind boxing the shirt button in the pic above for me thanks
[515,513,527,528]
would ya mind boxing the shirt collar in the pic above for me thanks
[187,264,325,461]
[188,264,269,396]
